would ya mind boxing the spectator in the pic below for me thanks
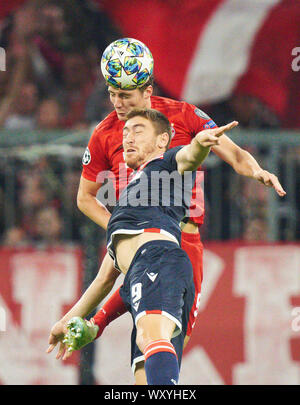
[36,97,62,129]
[2,226,30,247]
[0,28,32,128]
[207,95,280,130]
[243,218,268,241]
[34,2,67,53]
[85,80,112,124]
[3,81,39,130]
[34,205,62,244]
[84,44,112,123]
[57,50,94,128]
[30,2,69,95]
[228,95,279,128]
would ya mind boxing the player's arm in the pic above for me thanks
[46,252,120,359]
[176,121,238,175]
[77,176,111,230]
[211,135,286,197]
[62,252,119,322]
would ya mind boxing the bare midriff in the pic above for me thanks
[114,219,199,274]
[114,232,176,274]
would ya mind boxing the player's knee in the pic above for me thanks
[136,313,176,352]
[135,322,157,353]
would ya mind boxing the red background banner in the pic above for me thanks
[0,242,299,385]
[0,246,82,385]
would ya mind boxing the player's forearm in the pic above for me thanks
[77,194,111,230]
[61,254,120,323]
[61,253,119,323]
[177,139,211,174]
[189,137,211,167]
[61,278,115,323]
[231,148,263,178]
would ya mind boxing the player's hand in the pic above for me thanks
[253,169,286,197]
[46,320,73,361]
[196,121,239,147]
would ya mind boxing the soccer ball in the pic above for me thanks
[100,38,154,90]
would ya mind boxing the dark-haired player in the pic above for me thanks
[50,108,238,384]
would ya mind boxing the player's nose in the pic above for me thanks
[113,96,123,108]
[125,131,135,144]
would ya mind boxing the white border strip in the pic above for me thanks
[135,311,182,337]
[107,228,179,252]
[132,355,145,374]
[183,0,280,104]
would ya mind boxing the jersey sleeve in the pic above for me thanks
[183,102,218,136]
[161,146,184,172]
[180,103,215,226]
[81,126,110,183]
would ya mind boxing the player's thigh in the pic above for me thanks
[129,242,194,339]
[136,313,176,352]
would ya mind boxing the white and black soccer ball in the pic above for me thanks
[100,38,154,90]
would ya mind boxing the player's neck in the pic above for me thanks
[136,150,165,171]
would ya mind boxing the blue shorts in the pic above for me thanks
[119,240,195,373]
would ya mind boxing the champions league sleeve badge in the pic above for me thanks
[194,108,210,120]
[82,147,91,165]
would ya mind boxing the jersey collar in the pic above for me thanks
[134,152,164,173]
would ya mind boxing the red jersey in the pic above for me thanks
[81,96,217,225]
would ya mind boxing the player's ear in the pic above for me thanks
[157,132,169,150]
[143,85,153,100]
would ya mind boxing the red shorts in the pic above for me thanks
[181,231,203,337]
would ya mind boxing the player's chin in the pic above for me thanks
[116,112,127,120]
[125,156,138,169]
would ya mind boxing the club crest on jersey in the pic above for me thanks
[82,147,91,165]
[171,123,176,139]
[194,108,210,120]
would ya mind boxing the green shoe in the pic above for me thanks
[63,317,99,352]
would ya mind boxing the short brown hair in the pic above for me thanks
[137,76,154,92]
[126,108,172,149]
[105,76,154,92]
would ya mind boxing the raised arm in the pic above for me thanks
[176,121,239,175]
[211,135,286,197]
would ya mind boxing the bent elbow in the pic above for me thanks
[77,192,86,213]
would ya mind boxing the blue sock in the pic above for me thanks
[144,339,179,385]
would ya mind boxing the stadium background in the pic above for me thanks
[0,0,299,385]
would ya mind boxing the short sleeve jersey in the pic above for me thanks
[81,95,217,224]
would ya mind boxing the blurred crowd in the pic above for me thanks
[0,0,115,246]
[2,146,298,247]
[0,154,85,247]
[0,0,122,131]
